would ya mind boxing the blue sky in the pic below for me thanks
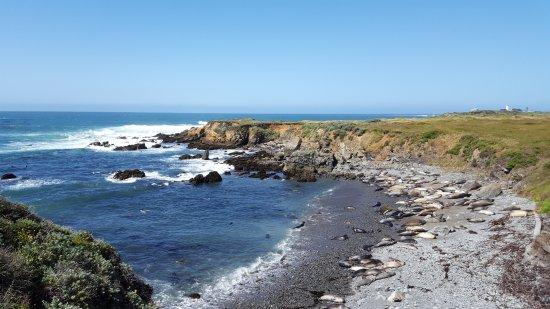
[0,0,548,113]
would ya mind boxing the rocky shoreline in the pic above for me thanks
[161,120,549,308]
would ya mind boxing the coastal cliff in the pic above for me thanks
[165,114,550,212]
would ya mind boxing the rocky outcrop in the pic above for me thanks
[113,169,146,180]
[113,143,147,151]
[89,141,111,147]
[189,171,222,185]
[179,154,202,160]
[1,173,17,180]
[225,151,283,173]
[160,121,300,149]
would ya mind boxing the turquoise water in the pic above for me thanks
[0,112,420,306]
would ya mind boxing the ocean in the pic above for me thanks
[0,111,421,307]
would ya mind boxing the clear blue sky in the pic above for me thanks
[0,0,548,113]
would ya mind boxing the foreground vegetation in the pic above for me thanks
[0,199,153,308]
[299,112,550,213]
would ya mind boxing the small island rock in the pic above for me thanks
[113,169,146,180]
[1,173,17,180]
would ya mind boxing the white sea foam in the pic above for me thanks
[152,229,300,308]
[105,158,233,184]
[175,159,233,181]
[0,178,64,191]
[3,123,205,153]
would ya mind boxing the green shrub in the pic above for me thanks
[504,151,538,170]
[0,198,153,308]
[447,135,494,159]
[419,130,442,142]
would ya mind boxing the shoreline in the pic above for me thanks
[219,181,398,308]
[201,152,548,308]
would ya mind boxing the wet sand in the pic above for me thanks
[220,181,398,308]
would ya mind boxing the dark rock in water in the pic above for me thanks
[113,169,146,181]
[293,221,305,229]
[223,171,231,175]
[204,171,222,183]
[187,293,201,299]
[151,144,162,148]
[250,170,269,180]
[225,151,283,173]
[1,173,17,180]
[372,201,381,207]
[228,151,246,156]
[272,174,281,180]
[190,171,222,185]
[189,174,205,185]
[374,187,383,191]
[89,141,110,147]
[179,154,202,160]
[113,143,147,151]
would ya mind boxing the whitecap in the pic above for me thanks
[152,230,298,308]
[0,178,64,191]
[2,122,206,153]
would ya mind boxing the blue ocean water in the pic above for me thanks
[0,112,421,306]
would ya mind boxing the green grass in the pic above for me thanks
[221,114,550,212]
[0,199,153,308]
[295,113,550,212]
[419,130,443,142]
[447,135,495,159]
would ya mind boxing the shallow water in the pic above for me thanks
[0,111,418,306]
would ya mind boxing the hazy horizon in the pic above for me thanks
[1,0,549,113]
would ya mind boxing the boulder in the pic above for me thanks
[475,183,502,198]
[151,144,162,148]
[1,173,17,180]
[113,169,146,181]
[179,154,202,160]
[113,143,147,151]
[189,174,205,185]
[190,171,222,185]
[283,164,316,182]
[204,171,222,183]
[250,170,269,179]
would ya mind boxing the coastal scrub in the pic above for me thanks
[0,199,153,308]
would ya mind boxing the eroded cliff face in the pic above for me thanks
[161,120,534,184]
